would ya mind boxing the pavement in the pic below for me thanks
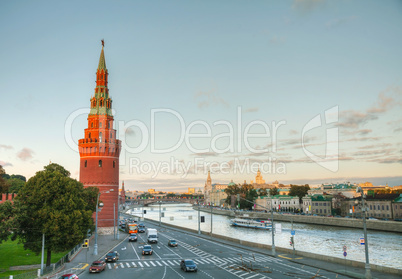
[52,219,400,279]
[48,232,127,278]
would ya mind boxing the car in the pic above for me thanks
[138,224,146,233]
[168,239,178,247]
[59,274,79,279]
[129,233,138,242]
[105,251,119,262]
[142,245,153,255]
[180,259,197,272]
[89,261,106,273]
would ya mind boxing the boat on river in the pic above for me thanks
[230,218,272,230]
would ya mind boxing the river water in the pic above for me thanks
[128,203,402,270]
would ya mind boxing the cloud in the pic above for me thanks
[337,110,377,129]
[0,144,13,150]
[125,127,136,136]
[292,0,325,13]
[289,130,298,135]
[243,107,259,113]
[367,92,395,114]
[194,89,229,109]
[326,16,357,29]
[394,127,402,133]
[0,161,13,167]
[190,152,220,157]
[17,148,34,161]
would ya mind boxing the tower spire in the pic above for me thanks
[98,40,106,70]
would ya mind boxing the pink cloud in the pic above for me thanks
[17,148,34,161]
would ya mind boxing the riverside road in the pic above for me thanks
[77,219,355,279]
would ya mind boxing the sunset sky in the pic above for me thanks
[1,0,401,192]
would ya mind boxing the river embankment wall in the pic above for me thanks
[195,207,402,233]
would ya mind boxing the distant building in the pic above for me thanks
[188,188,195,194]
[302,195,332,216]
[255,195,300,212]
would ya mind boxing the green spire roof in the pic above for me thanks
[98,47,107,70]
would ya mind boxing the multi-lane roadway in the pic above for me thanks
[79,221,352,279]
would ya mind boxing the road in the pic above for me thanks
[78,220,353,279]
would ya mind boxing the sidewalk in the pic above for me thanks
[57,233,127,277]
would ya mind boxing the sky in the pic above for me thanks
[1,0,401,192]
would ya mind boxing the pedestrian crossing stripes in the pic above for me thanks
[106,255,278,270]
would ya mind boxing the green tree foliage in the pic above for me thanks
[288,184,310,202]
[0,201,15,244]
[13,163,97,266]
[269,187,279,196]
[258,188,267,196]
[224,183,258,210]
[0,165,9,193]
[7,178,25,193]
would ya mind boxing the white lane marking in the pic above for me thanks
[138,262,143,267]
[125,262,130,267]
[130,242,140,260]
[107,263,112,269]
[167,260,176,266]
[131,261,137,267]
[168,265,185,279]
[156,261,163,266]
[162,260,169,266]
[149,261,156,266]
[143,261,150,267]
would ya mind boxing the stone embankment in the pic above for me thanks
[196,207,402,233]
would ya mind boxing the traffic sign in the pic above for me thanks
[360,238,365,245]
[343,251,347,257]
[291,230,295,235]
[343,245,347,252]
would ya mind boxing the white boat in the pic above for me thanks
[230,218,272,230]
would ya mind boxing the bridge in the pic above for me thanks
[129,198,204,206]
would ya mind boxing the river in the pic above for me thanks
[127,203,402,270]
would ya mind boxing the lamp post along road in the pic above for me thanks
[94,188,114,256]
[356,187,372,279]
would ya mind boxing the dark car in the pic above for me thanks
[138,224,146,233]
[89,261,106,273]
[142,245,153,255]
[105,251,119,262]
[180,259,197,272]
[59,274,79,279]
[168,239,178,247]
[129,233,138,242]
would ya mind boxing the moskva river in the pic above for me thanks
[128,203,402,270]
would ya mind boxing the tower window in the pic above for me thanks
[113,161,115,168]
[100,122,102,128]
[89,132,91,138]
[99,160,102,167]
[99,132,102,143]
[108,122,110,128]
[91,122,93,128]
[85,160,87,167]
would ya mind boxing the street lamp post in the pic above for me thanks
[356,187,372,279]
[271,197,275,255]
[94,189,114,256]
[159,201,162,226]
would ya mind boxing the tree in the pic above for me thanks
[269,187,279,196]
[288,184,310,203]
[0,165,9,193]
[0,201,15,244]
[224,183,241,206]
[13,163,97,266]
[7,178,25,193]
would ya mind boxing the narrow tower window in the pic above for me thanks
[89,132,91,138]
[99,160,102,167]
[100,122,102,128]
[113,161,115,168]
[85,160,87,167]
[99,132,102,143]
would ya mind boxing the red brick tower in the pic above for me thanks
[78,41,121,228]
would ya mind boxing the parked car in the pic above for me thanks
[142,245,153,255]
[105,251,119,262]
[180,259,197,272]
[129,233,138,242]
[168,239,178,247]
[59,274,79,279]
[89,261,106,273]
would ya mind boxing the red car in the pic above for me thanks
[59,274,79,279]
[89,260,106,273]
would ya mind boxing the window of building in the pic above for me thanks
[99,160,102,167]
[387,205,389,210]
[100,122,102,128]
[89,132,91,138]
[370,205,372,210]
[378,205,380,210]
[91,122,93,128]
[382,205,384,210]
[85,160,87,167]
[113,161,115,168]
[99,132,102,143]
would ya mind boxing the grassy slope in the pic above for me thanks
[0,239,68,276]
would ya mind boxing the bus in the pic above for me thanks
[125,223,138,234]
